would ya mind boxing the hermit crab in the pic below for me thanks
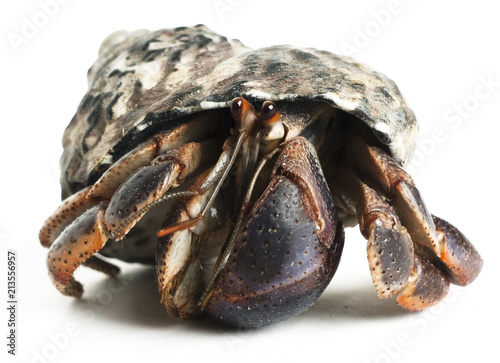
[40,25,483,328]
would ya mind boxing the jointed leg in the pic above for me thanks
[333,168,450,309]
[351,138,483,286]
[332,136,482,310]
[42,136,224,297]
[47,203,110,297]
[39,186,99,247]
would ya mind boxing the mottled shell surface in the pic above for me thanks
[61,24,418,199]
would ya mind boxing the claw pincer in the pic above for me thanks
[204,138,344,328]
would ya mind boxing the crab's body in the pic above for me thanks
[40,25,482,328]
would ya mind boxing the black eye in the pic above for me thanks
[231,98,243,120]
[261,101,279,124]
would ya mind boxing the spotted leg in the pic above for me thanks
[334,168,450,309]
[47,203,112,297]
[334,168,415,298]
[87,111,221,200]
[339,136,483,310]
[42,108,223,247]
[42,138,221,297]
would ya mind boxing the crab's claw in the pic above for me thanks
[200,137,344,327]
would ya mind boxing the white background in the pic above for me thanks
[1,1,498,362]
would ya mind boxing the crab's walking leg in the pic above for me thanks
[40,186,119,280]
[42,135,220,247]
[41,112,221,247]
[43,139,222,297]
[83,255,120,276]
[87,112,221,199]
[395,254,449,310]
[41,112,222,245]
[99,139,221,240]
[39,186,100,247]
[349,137,483,286]
[432,215,483,286]
[334,169,414,297]
[338,136,482,310]
[47,203,111,297]
[333,169,449,309]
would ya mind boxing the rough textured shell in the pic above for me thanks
[60,24,418,199]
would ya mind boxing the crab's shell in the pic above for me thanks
[60,24,418,199]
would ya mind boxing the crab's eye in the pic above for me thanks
[260,101,284,143]
[230,98,243,120]
[231,97,258,132]
[260,101,280,125]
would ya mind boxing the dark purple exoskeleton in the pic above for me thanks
[205,138,344,327]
